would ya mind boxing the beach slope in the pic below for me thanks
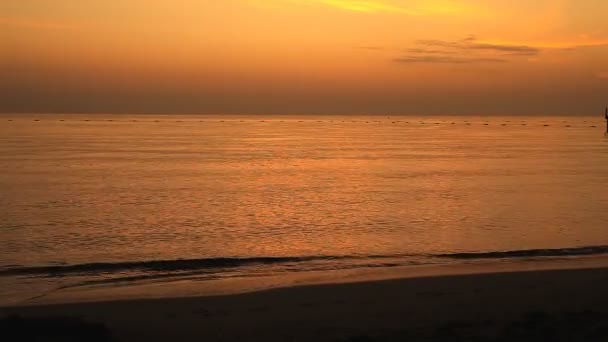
[3,265,608,341]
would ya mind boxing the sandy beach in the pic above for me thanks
[3,260,608,341]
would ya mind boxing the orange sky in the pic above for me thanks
[1,0,607,114]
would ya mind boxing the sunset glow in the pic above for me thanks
[1,0,607,114]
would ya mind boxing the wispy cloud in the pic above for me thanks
[417,36,540,56]
[404,48,455,54]
[394,56,506,64]
[393,35,541,65]
[311,0,419,14]
[491,39,608,50]
[286,0,472,15]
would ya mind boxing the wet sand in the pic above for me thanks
[3,262,608,341]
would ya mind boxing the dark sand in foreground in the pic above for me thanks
[3,265,608,341]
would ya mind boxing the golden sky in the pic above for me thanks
[1,0,607,114]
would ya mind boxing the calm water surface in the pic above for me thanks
[1,115,607,304]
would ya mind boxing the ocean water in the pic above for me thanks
[1,114,608,305]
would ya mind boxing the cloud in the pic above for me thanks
[504,39,608,50]
[288,0,419,14]
[393,35,542,65]
[286,0,474,15]
[404,48,455,54]
[417,36,540,56]
[394,56,506,64]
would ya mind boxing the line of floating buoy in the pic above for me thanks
[4,120,604,128]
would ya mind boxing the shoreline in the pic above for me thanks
[4,254,608,307]
[3,257,608,341]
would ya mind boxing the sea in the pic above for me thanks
[1,114,607,305]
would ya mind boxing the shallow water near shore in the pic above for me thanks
[1,114,608,305]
